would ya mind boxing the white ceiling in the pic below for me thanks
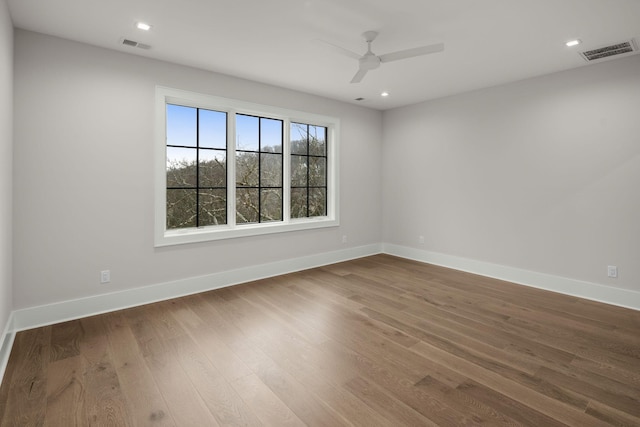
[7,0,640,110]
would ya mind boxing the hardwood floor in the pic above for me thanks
[1,254,639,426]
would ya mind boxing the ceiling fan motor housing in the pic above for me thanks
[359,54,381,70]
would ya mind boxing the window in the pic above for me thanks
[155,87,339,246]
[235,114,283,224]
[166,105,227,229]
[290,123,327,219]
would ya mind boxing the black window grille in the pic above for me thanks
[235,114,284,224]
[166,104,227,229]
[290,122,328,219]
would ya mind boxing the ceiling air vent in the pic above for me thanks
[121,38,151,50]
[579,39,637,62]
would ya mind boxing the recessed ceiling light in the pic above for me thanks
[381,91,389,97]
[136,22,152,31]
[566,39,581,47]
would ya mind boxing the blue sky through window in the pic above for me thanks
[167,104,284,153]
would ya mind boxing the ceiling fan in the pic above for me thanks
[326,31,444,83]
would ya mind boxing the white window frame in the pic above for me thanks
[155,86,340,247]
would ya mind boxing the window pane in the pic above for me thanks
[199,109,227,149]
[290,123,308,155]
[167,104,196,147]
[236,114,259,151]
[290,188,308,218]
[309,188,327,217]
[309,125,326,156]
[167,189,197,229]
[309,157,326,187]
[260,118,283,153]
[167,147,197,187]
[236,152,259,187]
[261,189,282,222]
[199,189,227,226]
[236,188,259,224]
[260,153,282,187]
[290,155,307,187]
[199,150,226,188]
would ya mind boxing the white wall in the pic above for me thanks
[13,30,383,309]
[382,54,640,293]
[11,27,640,315]
[0,0,13,336]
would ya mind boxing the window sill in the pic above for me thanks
[155,216,339,247]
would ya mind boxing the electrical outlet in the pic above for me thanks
[419,235,425,244]
[607,265,618,278]
[100,270,111,284]
[342,235,347,244]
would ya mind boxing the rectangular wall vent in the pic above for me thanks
[121,38,151,50]
[580,39,637,62]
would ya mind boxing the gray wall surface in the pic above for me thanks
[382,54,640,292]
[10,27,640,312]
[0,0,13,335]
[12,30,383,309]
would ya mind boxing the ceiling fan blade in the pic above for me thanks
[379,42,444,63]
[317,39,361,60]
[350,68,368,83]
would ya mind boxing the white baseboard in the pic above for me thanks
[9,242,639,333]
[11,243,382,333]
[0,312,15,386]
[382,243,640,311]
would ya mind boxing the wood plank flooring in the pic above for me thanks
[1,254,639,426]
